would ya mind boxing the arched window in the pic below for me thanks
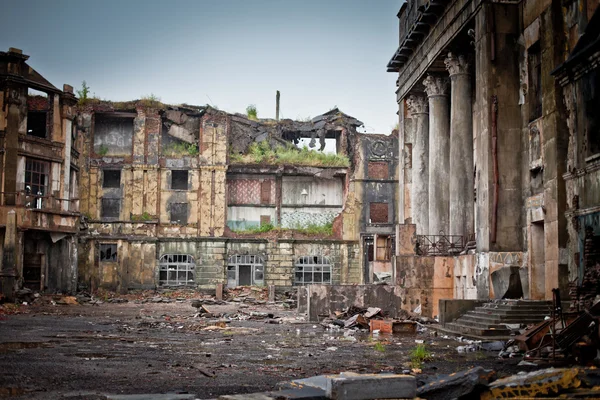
[294,256,332,285]
[158,254,195,286]
[227,254,265,288]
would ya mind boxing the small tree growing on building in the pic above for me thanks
[77,81,90,105]
[246,104,258,120]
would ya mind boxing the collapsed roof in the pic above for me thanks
[229,108,364,154]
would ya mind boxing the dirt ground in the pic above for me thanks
[0,295,534,399]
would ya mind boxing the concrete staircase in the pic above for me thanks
[446,299,553,338]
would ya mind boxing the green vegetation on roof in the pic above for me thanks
[230,140,349,168]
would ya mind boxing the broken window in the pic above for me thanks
[99,243,117,262]
[368,161,390,179]
[27,111,48,138]
[26,89,49,139]
[170,203,188,224]
[227,255,264,288]
[528,42,542,122]
[171,170,189,190]
[101,198,120,219]
[376,236,393,261]
[24,158,49,209]
[369,202,389,223]
[158,254,195,287]
[294,256,332,285]
[93,114,134,156]
[103,170,121,188]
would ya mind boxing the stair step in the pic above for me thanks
[479,305,552,312]
[446,322,511,337]
[457,315,544,326]
[473,308,550,316]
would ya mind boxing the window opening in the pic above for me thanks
[27,111,48,138]
[24,158,49,209]
[171,170,189,190]
[170,203,188,224]
[227,254,264,288]
[103,170,121,188]
[101,198,120,219]
[99,243,117,262]
[294,256,332,285]
[158,254,196,286]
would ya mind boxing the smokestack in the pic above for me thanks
[276,90,280,121]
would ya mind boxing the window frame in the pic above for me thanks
[158,254,196,287]
[294,256,332,285]
[24,158,50,209]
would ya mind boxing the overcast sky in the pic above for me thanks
[2,0,401,134]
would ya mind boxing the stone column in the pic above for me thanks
[423,75,450,235]
[445,53,474,237]
[406,94,429,234]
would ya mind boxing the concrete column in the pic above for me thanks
[0,210,17,302]
[445,53,474,237]
[406,94,429,234]
[423,75,450,235]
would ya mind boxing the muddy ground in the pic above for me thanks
[0,295,535,399]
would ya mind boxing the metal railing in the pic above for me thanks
[416,233,470,256]
[0,191,79,213]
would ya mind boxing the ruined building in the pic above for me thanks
[388,0,600,317]
[0,45,400,297]
[0,48,80,298]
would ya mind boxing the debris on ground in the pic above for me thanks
[417,366,496,400]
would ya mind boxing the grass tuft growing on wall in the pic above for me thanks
[230,141,349,167]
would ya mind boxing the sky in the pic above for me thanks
[2,0,401,134]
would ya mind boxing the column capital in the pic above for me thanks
[422,75,449,98]
[444,52,469,76]
[406,94,428,115]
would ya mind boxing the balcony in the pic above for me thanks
[0,191,80,232]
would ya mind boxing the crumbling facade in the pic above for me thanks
[71,97,398,292]
[0,48,80,299]
[389,0,598,316]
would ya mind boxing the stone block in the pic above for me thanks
[326,373,416,400]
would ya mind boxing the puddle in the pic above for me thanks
[0,342,51,352]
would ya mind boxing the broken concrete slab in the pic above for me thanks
[279,372,415,400]
[326,373,416,400]
[416,366,496,400]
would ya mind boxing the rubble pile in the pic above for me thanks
[320,306,436,334]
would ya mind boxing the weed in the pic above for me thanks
[140,93,161,108]
[233,222,275,235]
[409,344,432,369]
[132,212,153,222]
[373,342,386,353]
[163,142,199,157]
[98,145,109,156]
[246,104,258,120]
[77,81,90,105]
[292,222,333,236]
[230,142,349,167]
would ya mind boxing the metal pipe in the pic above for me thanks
[491,95,499,244]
